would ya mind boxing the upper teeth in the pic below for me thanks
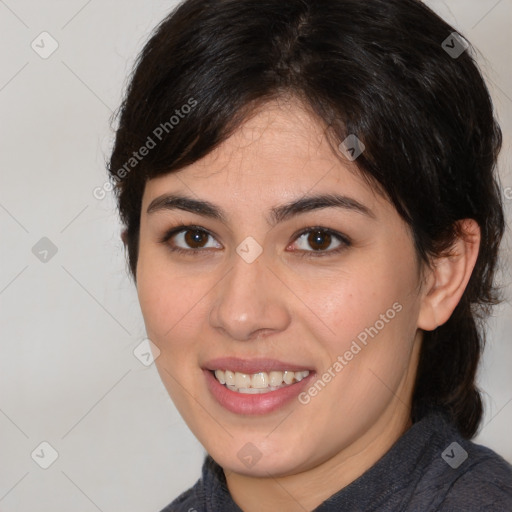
[214,369,310,393]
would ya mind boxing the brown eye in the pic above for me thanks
[290,228,350,256]
[184,229,209,248]
[164,226,222,253]
[307,230,333,251]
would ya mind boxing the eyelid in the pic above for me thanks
[159,224,351,256]
[289,226,351,248]
[159,224,220,247]
[286,227,351,258]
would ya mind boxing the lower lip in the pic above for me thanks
[204,370,315,415]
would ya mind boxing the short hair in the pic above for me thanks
[108,0,505,437]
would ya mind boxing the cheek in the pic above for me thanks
[136,245,208,341]
[302,256,416,345]
[305,248,421,390]
[136,255,206,406]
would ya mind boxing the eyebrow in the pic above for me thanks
[146,192,375,225]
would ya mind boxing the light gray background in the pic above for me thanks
[0,1,511,511]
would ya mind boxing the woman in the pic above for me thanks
[108,0,512,510]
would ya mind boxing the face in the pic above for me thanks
[136,99,426,478]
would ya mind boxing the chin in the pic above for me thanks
[206,434,316,478]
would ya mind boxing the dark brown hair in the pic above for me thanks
[108,0,505,437]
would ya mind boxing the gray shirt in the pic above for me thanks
[161,410,512,511]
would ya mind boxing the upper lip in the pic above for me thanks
[203,357,313,374]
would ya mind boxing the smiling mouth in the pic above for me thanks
[212,369,310,394]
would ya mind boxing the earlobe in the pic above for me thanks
[121,228,128,246]
[418,219,481,331]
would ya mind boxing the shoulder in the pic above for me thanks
[394,411,512,511]
[158,456,207,512]
[158,456,239,512]
[159,486,198,512]
[435,441,512,511]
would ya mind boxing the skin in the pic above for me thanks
[134,98,480,512]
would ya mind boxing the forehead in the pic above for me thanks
[141,99,383,215]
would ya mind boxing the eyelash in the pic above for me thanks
[159,224,352,259]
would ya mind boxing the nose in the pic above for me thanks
[208,254,291,341]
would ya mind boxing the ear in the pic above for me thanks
[418,219,480,331]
